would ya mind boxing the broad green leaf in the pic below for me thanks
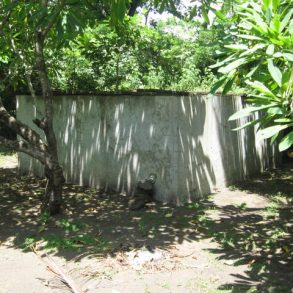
[224,44,248,51]
[210,54,235,69]
[274,118,293,123]
[250,3,262,13]
[229,107,257,121]
[270,132,279,145]
[273,52,283,58]
[246,64,260,78]
[267,107,284,115]
[270,38,284,46]
[229,104,277,121]
[232,118,261,131]
[211,9,226,21]
[262,0,271,11]
[237,34,263,41]
[240,44,266,57]
[266,44,275,55]
[264,5,272,23]
[280,9,293,32]
[238,21,253,31]
[210,76,227,94]
[222,76,235,95]
[201,8,209,24]
[271,14,280,33]
[252,11,268,33]
[258,124,288,139]
[279,131,293,151]
[245,95,276,103]
[283,53,293,61]
[218,58,247,74]
[268,59,282,87]
[246,80,277,99]
[272,0,280,11]
[289,19,293,34]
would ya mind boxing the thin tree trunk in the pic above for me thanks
[35,31,65,215]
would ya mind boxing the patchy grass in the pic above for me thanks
[0,146,15,157]
[22,234,110,252]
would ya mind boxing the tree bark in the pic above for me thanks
[128,0,142,16]
[34,29,65,215]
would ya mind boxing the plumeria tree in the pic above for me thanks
[0,0,133,215]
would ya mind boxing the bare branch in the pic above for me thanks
[0,136,47,164]
[33,118,48,130]
[0,97,48,152]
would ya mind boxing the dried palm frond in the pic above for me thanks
[31,245,84,293]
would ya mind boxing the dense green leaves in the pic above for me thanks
[279,131,293,151]
[49,17,224,92]
[212,0,293,152]
[268,60,282,87]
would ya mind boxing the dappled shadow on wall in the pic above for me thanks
[57,95,218,203]
[213,95,278,185]
[18,94,277,203]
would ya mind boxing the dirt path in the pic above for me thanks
[0,154,17,169]
[0,155,292,293]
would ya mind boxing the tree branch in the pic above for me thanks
[0,136,47,164]
[128,0,142,16]
[33,117,48,130]
[41,0,66,38]
[0,97,48,152]
[10,38,38,102]
[0,0,16,32]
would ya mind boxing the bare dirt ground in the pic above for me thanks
[0,155,292,293]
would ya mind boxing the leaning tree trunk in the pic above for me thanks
[43,165,64,215]
[35,30,65,215]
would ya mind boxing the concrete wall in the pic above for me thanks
[17,94,278,203]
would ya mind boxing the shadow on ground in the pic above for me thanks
[0,163,292,292]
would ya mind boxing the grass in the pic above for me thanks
[235,202,248,211]
[22,216,109,253]
[0,146,15,157]
[22,234,109,252]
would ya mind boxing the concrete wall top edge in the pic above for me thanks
[16,88,242,97]
[16,92,239,98]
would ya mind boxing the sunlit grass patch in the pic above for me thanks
[22,234,110,252]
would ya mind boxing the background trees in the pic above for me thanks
[48,16,225,92]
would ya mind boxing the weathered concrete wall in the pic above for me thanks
[17,94,278,203]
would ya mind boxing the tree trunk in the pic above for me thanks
[35,29,65,215]
[42,165,65,215]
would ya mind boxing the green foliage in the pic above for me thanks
[1,0,233,99]
[212,0,293,151]
[50,17,224,92]
[22,234,109,252]
[22,217,109,252]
